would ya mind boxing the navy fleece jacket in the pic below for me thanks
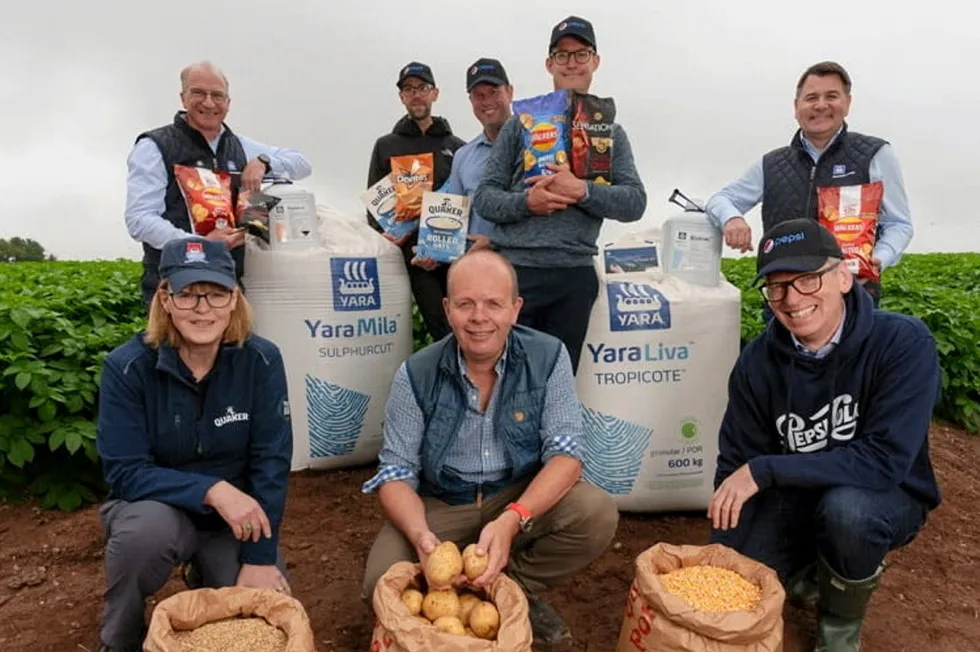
[715,286,942,510]
[96,333,292,565]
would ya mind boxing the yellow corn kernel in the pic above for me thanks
[658,565,762,613]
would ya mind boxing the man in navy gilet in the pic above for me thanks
[705,61,914,306]
[360,249,618,647]
[125,61,313,310]
[709,219,941,651]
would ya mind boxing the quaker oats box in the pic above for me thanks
[416,191,470,263]
[361,175,418,242]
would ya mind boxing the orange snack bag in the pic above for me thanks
[174,165,235,236]
[389,154,434,222]
[817,181,883,282]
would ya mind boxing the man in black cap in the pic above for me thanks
[474,15,647,374]
[366,62,466,342]
[437,58,514,253]
[708,218,941,651]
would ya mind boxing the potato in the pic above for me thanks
[433,616,467,636]
[400,588,424,615]
[465,627,477,637]
[422,588,460,621]
[458,592,482,625]
[462,544,488,580]
[469,601,500,640]
[426,541,463,586]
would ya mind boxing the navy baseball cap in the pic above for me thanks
[755,219,843,283]
[549,16,597,51]
[159,236,237,293]
[466,58,510,92]
[397,62,436,89]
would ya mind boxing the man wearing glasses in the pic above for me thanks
[126,61,313,311]
[708,218,941,652]
[474,15,647,374]
[366,62,466,342]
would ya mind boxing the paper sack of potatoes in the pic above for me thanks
[370,542,533,651]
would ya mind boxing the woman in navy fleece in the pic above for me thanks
[709,219,940,652]
[94,237,292,652]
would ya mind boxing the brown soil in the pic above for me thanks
[1,422,977,652]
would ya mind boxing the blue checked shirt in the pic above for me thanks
[361,345,584,494]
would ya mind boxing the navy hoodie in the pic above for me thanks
[96,333,292,565]
[715,285,942,510]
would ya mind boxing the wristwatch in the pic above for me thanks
[257,153,271,173]
[506,502,534,533]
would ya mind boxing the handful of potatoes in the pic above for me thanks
[399,541,500,640]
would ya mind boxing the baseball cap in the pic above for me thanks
[466,58,510,92]
[754,218,843,283]
[159,236,237,294]
[397,62,436,89]
[549,15,597,52]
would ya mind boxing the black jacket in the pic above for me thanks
[366,116,466,236]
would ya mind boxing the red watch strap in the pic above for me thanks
[506,502,532,520]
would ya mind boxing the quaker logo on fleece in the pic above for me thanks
[776,394,860,453]
[607,282,671,332]
[330,258,381,311]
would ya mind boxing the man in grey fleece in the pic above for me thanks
[473,15,647,373]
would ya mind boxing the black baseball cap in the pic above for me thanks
[466,58,509,92]
[549,16,597,52]
[397,62,436,89]
[754,219,843,283]
[159,236,237,293]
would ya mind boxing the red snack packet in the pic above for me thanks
[570,92,616,184]
[174,165,235,236]
[817,181,884,282]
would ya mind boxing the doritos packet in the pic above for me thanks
[174,165,235,236]
[361,175,418,241]
[513,89,569,184]
[817,181,884,282]
[390,154,434,223]
[570,92,616,185]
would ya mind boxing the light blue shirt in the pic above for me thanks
[439,131,496,237]
[705,128,913,270]
[125,124,313,250]
[361,344,584,494]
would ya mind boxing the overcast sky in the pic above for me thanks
[2,0,976,260]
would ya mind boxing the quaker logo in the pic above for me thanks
[776,394,859,453]
[184,241,206,263]
[607,282,671,332]
[330,257,381,311]
[214,406,250,428]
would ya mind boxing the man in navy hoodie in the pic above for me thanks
[709,219,941,652]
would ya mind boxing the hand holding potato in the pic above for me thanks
[424,540,464,590]
[462,543,489,581]
[471,515,518,588]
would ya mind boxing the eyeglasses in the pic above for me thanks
[185,88,228,103]
[170,289,233,310]
[549,49,595,65]
[400,83,433,96]
[759,263,840,303]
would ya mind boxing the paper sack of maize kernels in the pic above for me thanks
[616,543,785,652]
[144,586,316,652]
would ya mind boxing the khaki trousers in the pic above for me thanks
[362,480,619,604]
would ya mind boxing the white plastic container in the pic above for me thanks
[263,180,318,250]
[660,189,723,288]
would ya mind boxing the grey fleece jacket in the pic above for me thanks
[473,115,647,268]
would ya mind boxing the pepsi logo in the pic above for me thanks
[763,239,775,254]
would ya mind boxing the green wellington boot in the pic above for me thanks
[814,556,883,652]
[787,562,819,608]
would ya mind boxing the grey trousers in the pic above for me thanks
[99,499,287,648]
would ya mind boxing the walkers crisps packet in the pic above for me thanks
[570,92,616,185]
[361,175,418,241]
[513,89,569,184]
[174,165,235,236]
[390,154,433,223]
[817,181,884,282]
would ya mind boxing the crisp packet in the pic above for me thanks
[513,89,569,183]
[817,181,884,282]
[362,175,418,241]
